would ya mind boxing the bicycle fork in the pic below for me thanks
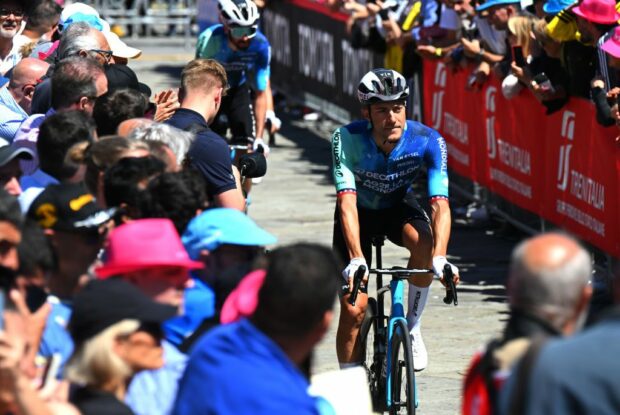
[386,279,407,410]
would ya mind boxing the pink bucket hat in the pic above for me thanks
[602,26,620,57]
[96,218,203,278]
[572,0,620,24]
[220,270,266,324]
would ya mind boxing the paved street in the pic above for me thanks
[129,38,519,414]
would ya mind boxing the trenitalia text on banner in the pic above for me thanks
[423,60,619,257]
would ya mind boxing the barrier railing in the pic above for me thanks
[266,0,619,260]
[92,0,196,47]
[423,59,619,258]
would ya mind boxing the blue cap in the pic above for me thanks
[476,0,520,11]
[182,208,277,259]
[543,0,574,15]
[62,13,105,31]
[0,76,8,88]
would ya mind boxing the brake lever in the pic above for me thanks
[442,263,458,306]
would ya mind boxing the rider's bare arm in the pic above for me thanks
[430,198,451,257]
[338,193,365,260]
[254,89,268,140]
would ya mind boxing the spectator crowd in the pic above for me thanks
[327,0,620,135]
[0,0,618,414]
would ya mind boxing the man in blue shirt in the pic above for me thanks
[166,59,245,210]
[173,244,340,415]
[0,58,49,143]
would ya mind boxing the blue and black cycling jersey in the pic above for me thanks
[331,120,449,210]
[195,24,271,91]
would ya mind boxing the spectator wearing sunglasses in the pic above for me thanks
[0,57,49,143]
[27,182,117,380]
[0,0,30,75]
[196,0,272,157]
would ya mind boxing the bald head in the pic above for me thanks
[518,233,583,272]
[117,118,154,137]
[8,58,50,113]
[508,232,592,332]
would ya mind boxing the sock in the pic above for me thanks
[407,283,430,334]
[339,361,362,370]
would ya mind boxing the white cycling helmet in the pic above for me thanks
[218,0,260,26]
[357,68,409,105]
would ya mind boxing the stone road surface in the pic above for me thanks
[129,38,519,414]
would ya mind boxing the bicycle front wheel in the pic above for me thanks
[358,298,386,412]
[389,320,416,415]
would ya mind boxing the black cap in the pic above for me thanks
[70,279,177,345]
[105,64,140,92]
[27,182,115,231]
[0,143,34,167]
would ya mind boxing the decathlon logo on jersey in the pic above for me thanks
[431,63,446,130]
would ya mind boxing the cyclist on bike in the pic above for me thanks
[195,0,270,155]
[332,68,460,371]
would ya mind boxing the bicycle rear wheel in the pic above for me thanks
[359,298,386,412]
[389,320,416,414]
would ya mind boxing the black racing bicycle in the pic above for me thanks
[348,235,457,414]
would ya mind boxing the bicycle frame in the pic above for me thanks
[371,236,415,410]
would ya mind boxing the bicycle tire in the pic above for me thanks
[389,320,416,415]
[358,298,386,412]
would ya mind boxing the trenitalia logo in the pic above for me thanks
[431,63,446,130]
[556,111,575,191]
[485,87,497,159]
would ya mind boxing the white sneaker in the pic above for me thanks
[410,326,427,371]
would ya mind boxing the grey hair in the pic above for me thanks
[58,22,101,59]
[129,123,195,165]
[508,233,591,330]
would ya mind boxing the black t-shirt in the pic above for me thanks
[561,41,596,99]
[71,387,134,415]
[166,108,237,199]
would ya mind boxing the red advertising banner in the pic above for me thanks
[422,60,620,257]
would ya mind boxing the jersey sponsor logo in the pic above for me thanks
[332,131,343,177]
[223,62,248,72]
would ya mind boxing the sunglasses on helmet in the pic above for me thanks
[230,25,258,39]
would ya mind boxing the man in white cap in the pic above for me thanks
[0,0,30,75]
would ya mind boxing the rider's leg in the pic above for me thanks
[229,85,257,192]
[336,292,369,366]
[403,220,433,323]
[402,220,433,370]
[333,206,373,366]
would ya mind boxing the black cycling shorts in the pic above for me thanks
[332,193,431,267]
[211,84,256,145]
